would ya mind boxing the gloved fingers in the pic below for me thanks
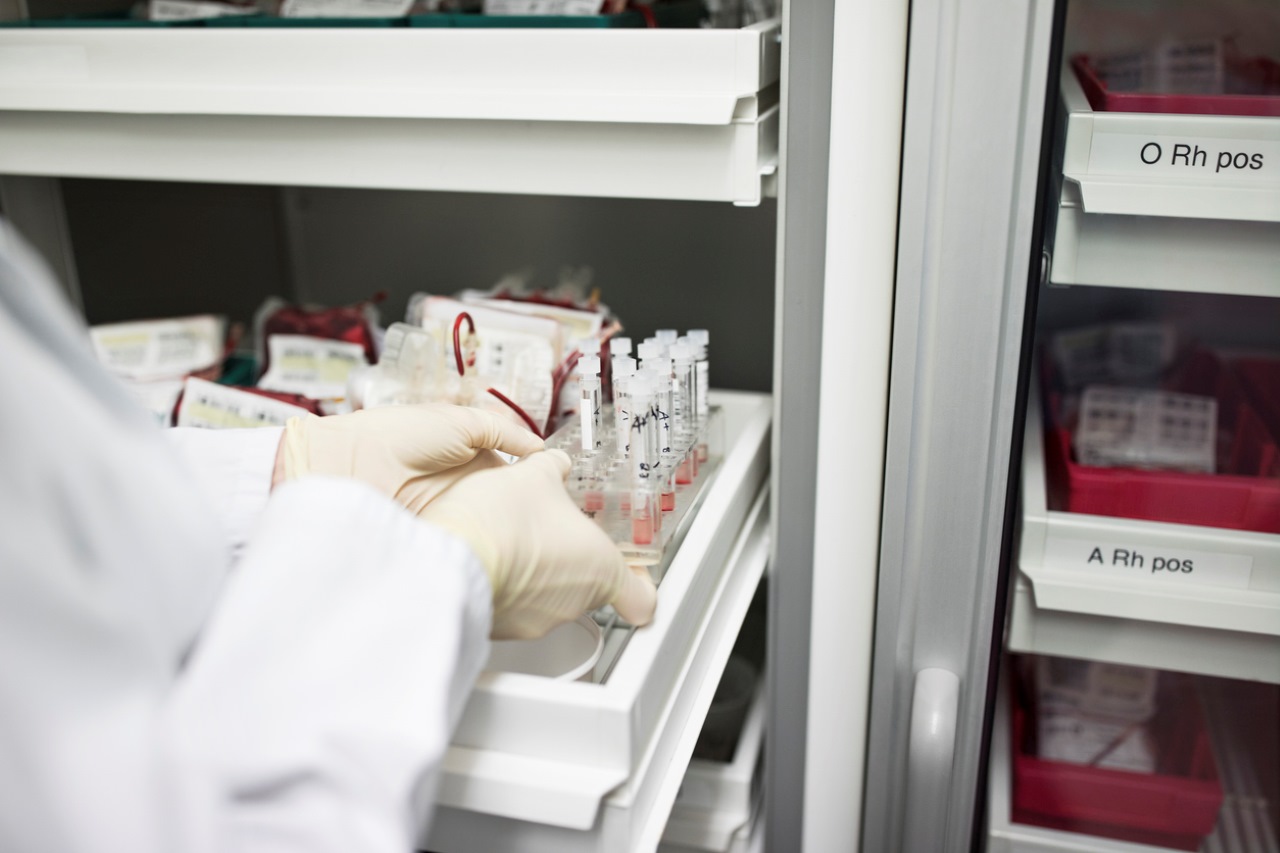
[399,449,509,515]
[516,448,572,481]
[460,406,545,458]
[611,564,658,628]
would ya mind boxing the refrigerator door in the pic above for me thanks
[858,0,1062,850]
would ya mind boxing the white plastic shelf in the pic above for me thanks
[1048,65,1280,296]
[986,672,1278,853]
[0,23,780,204]
[423,390,771,853]
[1008,383,1280,684]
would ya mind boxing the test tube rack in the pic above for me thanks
[546,403,725,579]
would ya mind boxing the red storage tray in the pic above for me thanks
[1010,679,1223,851]
[1072,53,1280,117]
[1044,350,1280,533]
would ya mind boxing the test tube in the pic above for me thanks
[578,355,602,453]
[613,355,637,456]
[647,357,676,512]
[628,374,658,545]
[687,329,710,462]
[671,342,698,484]
[608,336,632,403]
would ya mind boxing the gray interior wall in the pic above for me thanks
[62,180,776,392]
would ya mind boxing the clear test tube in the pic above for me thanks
[613,355,637,457]
[628,374,659,545]
[671,342,698,484]
[647,357,676,512]
[687,329,710,462]
[578,355,603,454]
[605,336,629,401]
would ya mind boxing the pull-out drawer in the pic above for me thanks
[1048,64,1280,296]
[425,390,771,853]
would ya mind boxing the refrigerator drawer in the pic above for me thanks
[423,391,771,853]
[1010,380,1280,683]
[0,22,781,205]
[1048,63,1280,296]
[987,670,1278,853]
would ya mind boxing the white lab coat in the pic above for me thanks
[0,222,491,852]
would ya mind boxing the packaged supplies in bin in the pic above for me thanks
[1012,656,1223,851]
[1033,658,1160,775]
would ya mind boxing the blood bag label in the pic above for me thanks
[1088,132,1277,182]
[259,335,368,400]
[176,377,312,429]
[1043,536,1252,589]
[90,315,224,382]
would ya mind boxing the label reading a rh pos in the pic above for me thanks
[1043,537,1253,589]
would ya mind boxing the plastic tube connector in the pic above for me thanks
[610,337,632,357]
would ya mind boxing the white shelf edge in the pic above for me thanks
[0,22,780,126]
[0,106,779,205]
[1048,199,1280,296]
[1011,380,1280,683]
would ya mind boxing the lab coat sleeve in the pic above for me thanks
[163,477,492,853]
[164,427,283,566]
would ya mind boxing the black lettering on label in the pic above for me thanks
[1140,142,1162,164]
[1172,143,1190,165]
[1088,547,1104,564]
[1250,153,1264,170]
[1153,556,1194,574]
[1112,548,1144,568]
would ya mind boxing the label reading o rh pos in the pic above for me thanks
[1088,132,1279,182]
[1043,537,1253,589]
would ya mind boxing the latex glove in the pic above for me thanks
[279,404,543,513]
[421,449,657,640]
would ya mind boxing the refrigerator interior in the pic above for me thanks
[985,0,1280,849]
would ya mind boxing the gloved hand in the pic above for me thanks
[421,449,658,640]
[278,404,544,513]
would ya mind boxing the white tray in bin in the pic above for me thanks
[660,676,766,852]
[424,390,771,853]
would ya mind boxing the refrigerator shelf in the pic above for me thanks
[0,22,780,204]
[424,390,771,853]
[1009,384,1280,684]
[1048,64,1280,295]
[987,672,1278,853]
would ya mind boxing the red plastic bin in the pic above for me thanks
[1072,53,1280,117]
[1010,679,1223,851]
[1044,350,1280,533]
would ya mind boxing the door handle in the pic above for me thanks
[903,667,961,851]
